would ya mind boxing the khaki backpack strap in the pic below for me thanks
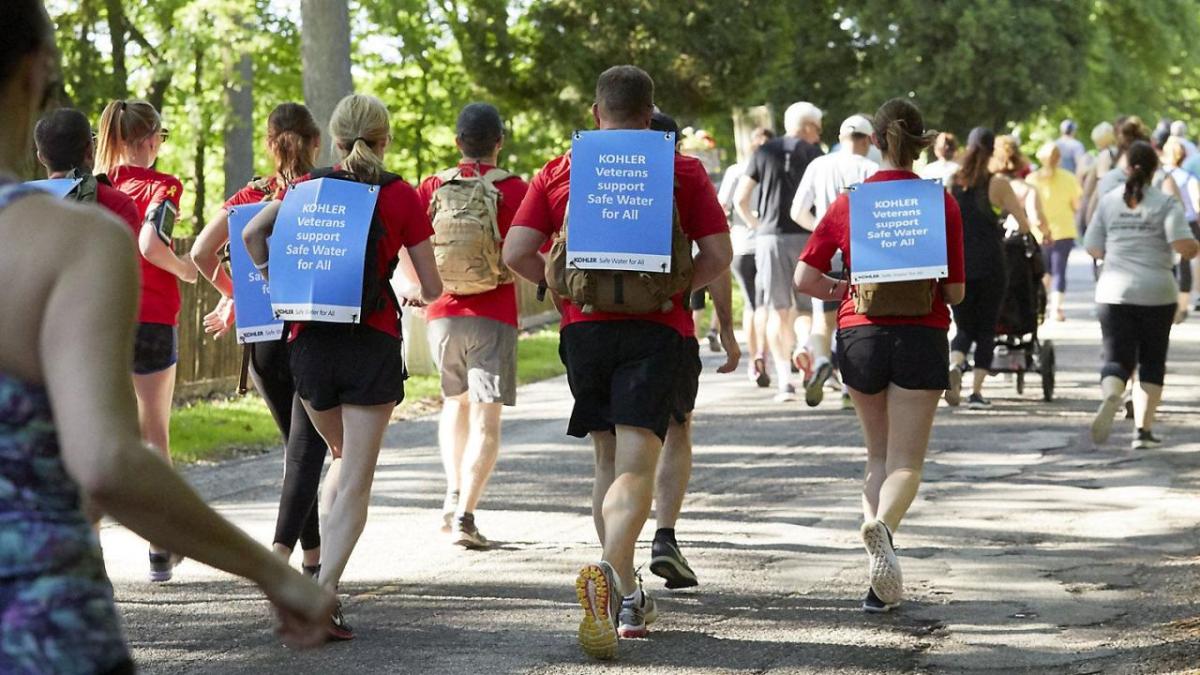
[480,168,511,187]
[435,168,462,183]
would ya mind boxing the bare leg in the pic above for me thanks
[655,416,692,530]
[306,402,394,590]
[438,395,469,499]
[1133,382,1164,432]
[876,385,940,532]
[971,367,988,397]
[456,401,502,515]
[767,307,797,392]
[133,365,177,554]
[849,388,889,522]
[601,425,662,595]
[591,431,616,545]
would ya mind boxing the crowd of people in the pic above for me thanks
[2,0,1199,670]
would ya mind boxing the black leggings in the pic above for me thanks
[1098,303,1176,386]
[249,340,326,552]
[950,269,1007,370]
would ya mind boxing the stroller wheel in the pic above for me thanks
[1040,340,1056,402]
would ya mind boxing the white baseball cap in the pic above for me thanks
[839,114,874,138]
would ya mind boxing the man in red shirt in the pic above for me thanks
[504,66,732,659]
[33,108,140,239]
[417,103,529,550]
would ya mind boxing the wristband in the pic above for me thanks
[253,259,269,271]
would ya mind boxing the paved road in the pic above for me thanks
[101,256,1200,674]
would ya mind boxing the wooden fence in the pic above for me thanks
[172,236,556,399]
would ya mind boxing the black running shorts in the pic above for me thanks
[671,337,703,424]
[289,324,406,411]
[132,322,178,375]
[836,324,949,395]
[558,321,684,441]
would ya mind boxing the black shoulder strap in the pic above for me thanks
[95,173,113,187]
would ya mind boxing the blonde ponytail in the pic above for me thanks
[94,99,161,174]
[329,94,389,183]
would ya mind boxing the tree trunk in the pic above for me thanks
[223,51,255,199]
[104,0,129,99]
[192,44,207,230]
[301,0,354,166]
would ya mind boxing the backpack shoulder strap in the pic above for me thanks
[95,173,113,187]
[435,168,462,183]
[480,168,511,186]
[377,171,404,188]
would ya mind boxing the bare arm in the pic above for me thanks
[1173,238,1200,260]
[139,224,197,283]
[42,212,331,648]
[691,231,733,291]
[404,239,443,304]
[793,261,850,302]
[942,282,966,305]
[502,225,550,285]
[733,176,761,230]
[242,200,282,280]
[789,185,817,231]
[1029,188,1052,242]
[989,175,1031,234]
[704,268,740,373]
[190,208,234,297]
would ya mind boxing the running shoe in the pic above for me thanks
[967,393,991,409]
[945,366,963,407]
[1132,429,1162,450]
[804,357,834,407]
[441,491,459,533]
[1090,393,1123,445]
[861,520,902,606]
[752,356,771,388]
[841,392,854,410]
[617,581,658,638]
[773,384,797,403]
[453,513,490,550]
[148,551,183,583]
[302,564,321,579]
[328,600,354,641]
[575,562,620,660]
[862,586,900,614]
[706,329,721,353]
[649,538,699,589]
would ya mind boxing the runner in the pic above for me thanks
[1027,142,1083,322]
[33,107,140,233]
[917,132,960,186]
[789,114,879,407]
[734,101,824,402]
[945,128,1034,409]
[94,97,198,582]
[718,126,774,387]
[794,97,965,613]
[1169,120,1198,159]
[1078,122,1117,248]
[1055,119,1088,174]
[1085,140,1199,448]
[502,65,731,659]
[0,5,331,669]
[190,102,327,576]
[1158,137,1200,322]
[416,102,528,549]
[242,93,443,640]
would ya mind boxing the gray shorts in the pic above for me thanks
[427,317,518,406]
[754,233,814,313]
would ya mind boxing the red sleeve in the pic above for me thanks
[416,176,441,212]
[944,191,965,284]
[799,195,848,273]
[382,181,434,248]
[155,175,184,208]
[512,161,557,237]
[496,177,529,238]
[676,158,728,241]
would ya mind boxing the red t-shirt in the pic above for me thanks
[108,165,184,326]
[799,169,966,330]
[224,176,283,209]
[284,167,435,339]
[96,181,141,239]
[416,163,529,328]
[512,152,728,337]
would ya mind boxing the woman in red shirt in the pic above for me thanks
[795,98,965,613]
[94,98,198,582]
[191,103,328,580]
[243,94,442,640]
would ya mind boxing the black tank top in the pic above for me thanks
[952,177,1005,281]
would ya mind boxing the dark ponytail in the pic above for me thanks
[0,0,52,86]
[1123,141,1158,208]
[955,127,995,189]
[872,98,936,169]
[267,103,321,183]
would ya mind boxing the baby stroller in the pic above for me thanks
[991,232,1056,401]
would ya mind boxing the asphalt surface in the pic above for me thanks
[101,256,1200,674]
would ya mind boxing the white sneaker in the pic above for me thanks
[773,384,797,403]
[945,367,962,407]
[804,358,834,407]
[1090,394,1122,445]
[861,520,903,605]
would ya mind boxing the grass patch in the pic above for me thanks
[172,328,565,463]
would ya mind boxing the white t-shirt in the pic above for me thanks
[918,159,960,187]
[791,150,879,226]
[718,161,756,256]
[1085,185,1192,306]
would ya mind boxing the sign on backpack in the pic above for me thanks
[227,201,285,343]
[848,178,947,283]
[268,177,381,323]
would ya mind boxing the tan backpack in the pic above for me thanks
[545,202,693,314]
[429,167,513,295]
[851,279,936,317]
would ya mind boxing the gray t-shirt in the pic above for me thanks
[1085,185,1192,306]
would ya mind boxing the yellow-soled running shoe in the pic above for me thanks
[575,561,620,660]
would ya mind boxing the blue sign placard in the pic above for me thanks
[848,179,948,283]
[26,178,82,199]
[566,130,676,273]
[227,202,284,343]
[268,177,380,323]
